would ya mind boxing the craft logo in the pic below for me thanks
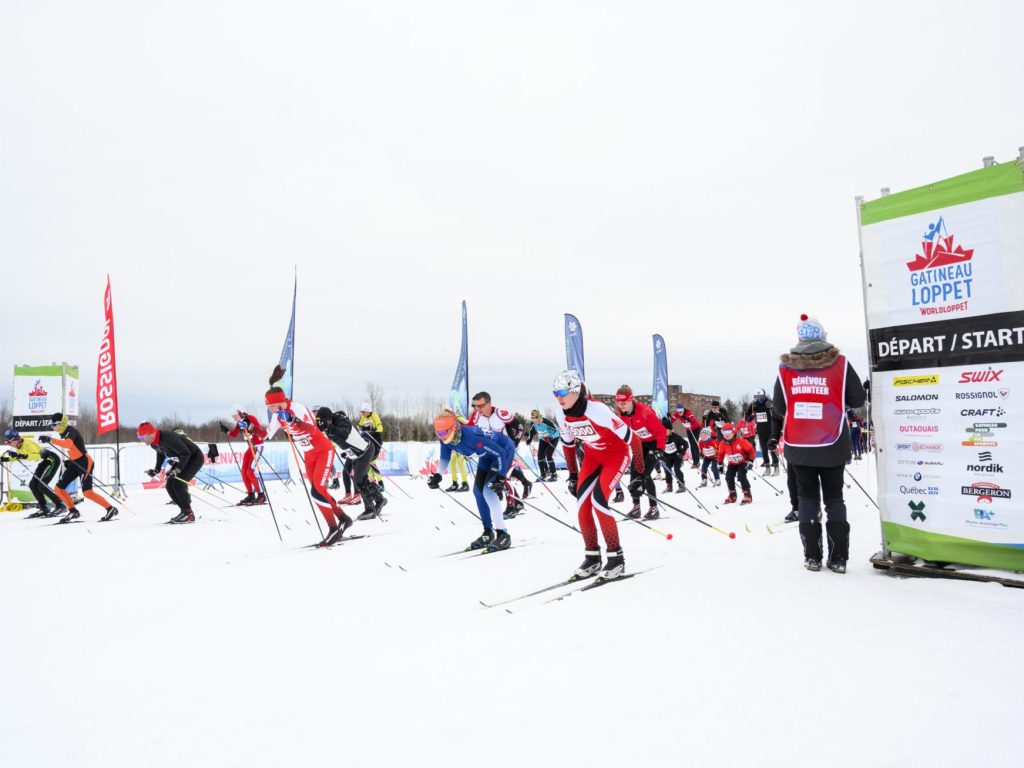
[895,393,939,402]
[893,374,939,387]
[898,424,939,433]
[955,389,1009,400]
[894,442,943,453]
[960,407,1006,417]
[960,482,1011,502]
[906,216,973,316]
[900,485,940,496]
[27,379,49,413]
[958,367,1003,384]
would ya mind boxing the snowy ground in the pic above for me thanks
[1,457,1020,767]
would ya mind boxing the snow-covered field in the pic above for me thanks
[2,458,1020,767]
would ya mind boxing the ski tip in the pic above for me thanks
[398,565,408,572]
[744,523,751,533]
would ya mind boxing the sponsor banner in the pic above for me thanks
[651,334,669,419]
[96,276,120,435]
[448,301,470,419]
[12,363,79,432]
[860,160,1024,568]
[564,313,586,381]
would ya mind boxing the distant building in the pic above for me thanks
[593,385,720,416]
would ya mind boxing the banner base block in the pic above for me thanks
[870,551,1024,589]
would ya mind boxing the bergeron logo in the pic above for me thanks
[959,368,1003,384]
[961,482,1011,502]
[907,216,973,316]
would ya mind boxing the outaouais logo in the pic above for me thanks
[906,216,973,316]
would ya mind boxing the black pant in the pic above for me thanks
[756,430,778,467]
[850,430,862,457]
[662,450,686,486]
[786,462,798,511]
[684,430,700,466]
[342,457,354,493]
[700,457,720,481]
[31,452,63,508]
[791,464,847,523]
[536,440,556,476]
[630,443,658,504]
[352,444,380,492]
[57,455,94,492]
[167,453,205,510]
[725,463,750,493]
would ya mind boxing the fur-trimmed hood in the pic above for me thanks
[780,345,841,370]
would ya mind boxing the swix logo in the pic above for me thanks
[906,216,974,316]
[27,379,49,413]
[959,368,1003,384]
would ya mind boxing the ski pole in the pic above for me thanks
[605,503,674,540]
[637,489,736,538]
[681,484,715,517]
[845,468,878,509]
[8,454,82,514]
[749,466,783,496]
[502,485,581,535]
[512,446,575,518]
[438,490,480,521]
[283,432,325,538]
[170,476,229,512]
[241,433,282,541]
[44,444,138,515]
[329,445,389,524]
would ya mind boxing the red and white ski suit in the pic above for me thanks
[229,413,267,494]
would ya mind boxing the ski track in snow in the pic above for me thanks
[0,459,1020,767]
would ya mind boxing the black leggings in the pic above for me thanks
[725,463,750,493]
[630,443,658,503]
[167,453,205,510]
[661,450,686,486]
[792,464,847,523]
[700,457,720,481]
[351,444,380,492]
[57,455,94,492]
[685,430,700,465]
[31,452,63,507]
[536,440,557,476]
[343,457,354,493]
[756,430,778,467]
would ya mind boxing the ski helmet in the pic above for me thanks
[754,388,767,402]
[552,369,583,397]
[137,422,157,441]
[433,412,461,445]
[4,428,19,442]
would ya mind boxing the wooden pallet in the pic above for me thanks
[870,551,1024,589]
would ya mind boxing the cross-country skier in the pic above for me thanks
[703,400,731,438]
[659,417,687,493]
[220,407,268,506]
[745,389,780,475]
[266,367,353,546]
[773,315,865,573]
[468,391,532,515]
[671,403,702,468]
[526,409,560,481]
[357,403,384,487]
[554,369,644,580]
[138,421,205,524]
[847,409,864,462]
[613,385,666,520]
[427,410,515,552]
[716,422,755,505]
[41,413,118,523]
[696,427,721,487]
[2,428,65,518]
[315,406,386,521]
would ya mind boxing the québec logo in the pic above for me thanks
[27,379,49,413]
[907,216,973,316]
[959,368,1003,384]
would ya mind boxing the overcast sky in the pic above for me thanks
[2,1,1023,424]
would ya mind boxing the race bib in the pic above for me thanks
[702,447,717,457]
[663,443,677,454]
[755,412,768,423]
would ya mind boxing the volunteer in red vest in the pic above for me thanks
[773,314,865,574]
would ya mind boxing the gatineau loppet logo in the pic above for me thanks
[906,216,974,316]
[27,379,49,413]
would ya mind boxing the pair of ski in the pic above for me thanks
[385,542,526,572]
[481,567,660,612]
[301,533,371,550]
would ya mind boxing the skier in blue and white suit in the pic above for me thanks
[427,410,515,553]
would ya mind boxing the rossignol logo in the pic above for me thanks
[894,393,939,402]
[958,368,1003,384]
[955,390,1009,400]
[907,216,973,316]
[960,408,1006,417]
[898,424,939,433]
[961,482,1011,501]
[893,374,939,387]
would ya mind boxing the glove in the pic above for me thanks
[628,476,644,496]
[566,473,578,498]
[38,435,51,444]
[276,409,295,423]
[746,462,754,471]
[238,419,250,431]
[0,455,9,463]
[145,468,158,478]
[426,472,442,489]
[17,453,27,460]
[219,423,230,434]
[488,474,506,498]
[768,438,778,451]
[165,465,181,480]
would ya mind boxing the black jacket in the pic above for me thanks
[317,409,372,457]
[772,346,866,467]
[745,399,779,438]
[152,430,204,472]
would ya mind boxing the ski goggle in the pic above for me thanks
[552,388,571,397]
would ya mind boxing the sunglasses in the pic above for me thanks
[552,388,571,397]
[472,402,487,409]
[436,426,456,439]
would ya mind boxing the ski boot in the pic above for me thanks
[676,484,686,493]
[826,520,850,574]
[804,558,822,571]
[627,504,642,520]
[613,488,625,504]
[168,509,196,524]
[237,492,256,506]
[598,549,625,580]
[469,529,496,550]
[57,508,81,524]
[574,550,603,579]
[698,477,708,488]
[458,482,469,492]
[446,481,458,492]
[253,492,267,505]
[644,505,660,521]
[784,509,798,524]
[800,519,823,572]
[348,493,362,506]
[44,503,66,518]
[26,505,49,519]
[723,491,737,504]
[487,529,512,553]
[740,491,752,506]
[100,506,119,522]
[329,477,340,490]
[665,481,673,494]
[521,479,533,499]
[713,478,721,487]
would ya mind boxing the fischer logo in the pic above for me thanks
[27,379,49,413]
[895,394,939,402]
[961,482,1011,502]
[960,407,1006,417]
[906,216,973,316]
[958,368,1003,384]
[897,424,939,433]
[893,374,939,387]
